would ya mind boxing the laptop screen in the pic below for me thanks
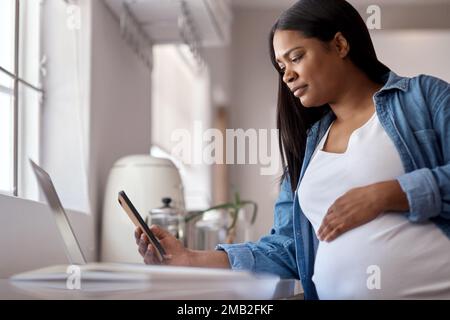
[29,159,87,265]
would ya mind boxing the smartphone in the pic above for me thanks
[118,190,166,262]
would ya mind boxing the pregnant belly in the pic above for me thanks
[312,214,450,299]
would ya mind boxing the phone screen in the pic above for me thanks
[118,191,166,262]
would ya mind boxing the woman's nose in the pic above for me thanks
[283,68,297,84]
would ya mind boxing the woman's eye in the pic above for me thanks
[292,55,303,63]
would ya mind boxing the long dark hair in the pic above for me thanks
[269,0,390,192]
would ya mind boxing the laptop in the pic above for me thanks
[10,160,266,286]
[29,159,87,265]
[11,159,154,282]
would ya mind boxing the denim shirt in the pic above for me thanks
[217,71,450,300]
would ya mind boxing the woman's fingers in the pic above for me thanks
[137,226,178,265]
[148,242,164,264]
[318,218,347,242]
[317,224,332,241]
[138,242,146,257]
[138,234,149,257]
[144,244,160,265]
[143,248,154,264]
[323,224,346,242]
[143,242,170,265]
[135,227,143,245]
[317,215,337,241]
[149,224,171,240]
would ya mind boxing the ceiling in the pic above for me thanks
[230,0,450,9]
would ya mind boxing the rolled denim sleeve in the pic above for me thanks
[216,175,299,279]
[215,243,255,271]
[397,168,442,222]
[397,79,450,222]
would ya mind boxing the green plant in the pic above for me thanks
[185,191,258,244]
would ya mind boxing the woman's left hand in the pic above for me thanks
[317,183,386,242]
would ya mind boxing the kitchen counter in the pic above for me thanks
[0,278,303,300]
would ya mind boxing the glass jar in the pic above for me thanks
[146,197,184,242]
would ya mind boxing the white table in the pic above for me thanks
[0,278,302,300]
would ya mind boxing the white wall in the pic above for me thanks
[363,2,450,82]
[227,9,285,240]
[203,46,232,108]
[371,30,450,82]
[89,0,152,259]
[151,46,213,210]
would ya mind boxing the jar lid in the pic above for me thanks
[150,197,180,216]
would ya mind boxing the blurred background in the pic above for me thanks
[1,0,450,277]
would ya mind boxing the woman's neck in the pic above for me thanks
[328,69,383,124]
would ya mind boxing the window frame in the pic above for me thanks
[0,0,44,196]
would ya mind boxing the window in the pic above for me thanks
[0,0,43,197]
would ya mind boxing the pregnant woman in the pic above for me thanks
[135,0,450,299]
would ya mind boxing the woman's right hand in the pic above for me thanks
[134,225,192,266]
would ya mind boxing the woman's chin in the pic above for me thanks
[299,97,314,108]
[300,97,325,108]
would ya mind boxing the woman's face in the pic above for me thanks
[273,29,347,107]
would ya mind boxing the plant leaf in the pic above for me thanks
[227,209,239,231]
[234,191,241,205]
[184,203,235,223]
[240,201,258,225]
[184,210,204,223]
[203,203,235,212]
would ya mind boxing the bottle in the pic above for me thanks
[147,197,184,242]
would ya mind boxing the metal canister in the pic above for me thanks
[147,197,185,242]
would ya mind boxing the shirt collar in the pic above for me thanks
[378,70,410,93]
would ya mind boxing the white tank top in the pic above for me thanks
[298,111,450,299]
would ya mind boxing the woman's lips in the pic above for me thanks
[294,85,308,97]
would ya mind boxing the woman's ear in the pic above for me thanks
[332,32,350,59]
